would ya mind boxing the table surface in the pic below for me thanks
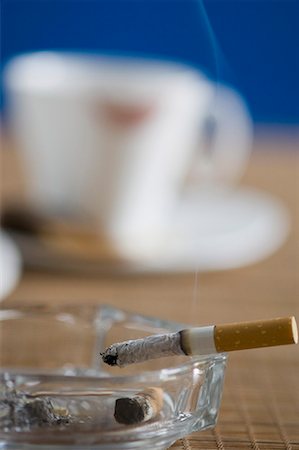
[1,129,299,449]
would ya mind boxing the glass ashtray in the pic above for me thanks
[0,305,226,449]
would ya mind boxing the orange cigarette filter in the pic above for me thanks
[214,317,298,352]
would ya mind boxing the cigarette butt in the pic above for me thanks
[114,388,163,425]
[214,316,298,352]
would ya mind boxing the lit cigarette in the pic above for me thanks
[101,317,298,367]
[114,388,163,425]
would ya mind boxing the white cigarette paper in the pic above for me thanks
[101,317,298,367]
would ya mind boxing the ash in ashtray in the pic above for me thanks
[0,388,73,431]
[1,377,167,433]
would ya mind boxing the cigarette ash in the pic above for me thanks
[0,388,73,431]
[101,349,119,367]
[101,333,183,367]
[114,396,152,425]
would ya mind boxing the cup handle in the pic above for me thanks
[191,84,253,186]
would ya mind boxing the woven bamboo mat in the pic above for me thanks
[171,348,299,450]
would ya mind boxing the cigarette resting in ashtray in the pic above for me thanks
[101,317,298,367]
[114,388,163,425]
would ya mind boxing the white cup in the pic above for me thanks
[4,52,252,257]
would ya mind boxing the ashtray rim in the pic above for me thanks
[0,351,227,385]
[0,303,227,382]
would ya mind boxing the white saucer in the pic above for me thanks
[0,231,22,300]
[135,186,290,272]
[7,187,289,275]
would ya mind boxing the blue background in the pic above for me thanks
[1,0,298,124]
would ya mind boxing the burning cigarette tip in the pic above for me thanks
[100,351,119,367]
